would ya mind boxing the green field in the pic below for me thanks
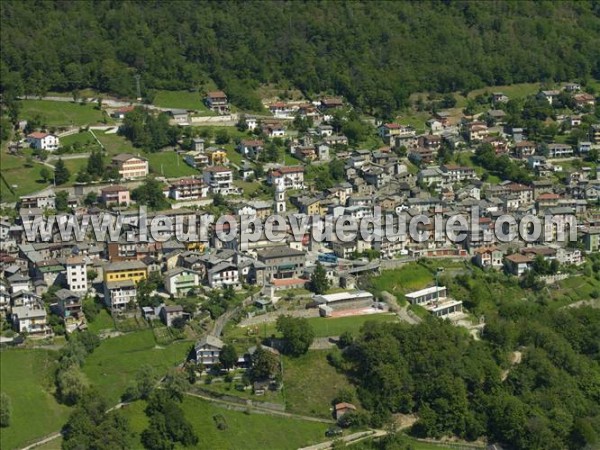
[59,131,99,150]
[146,151,199,178]
[229,313,399,341]
[0,350,70,450]
[19,100,110,127]
[283,350,357,418]
[0,152,50,201]
[153,90,214,114]
[369,263,434,300]
[82,330,191,404]
[93,131,135,156]
[86,309,115,334]
[550,275,600,304]
[121,396,329,449]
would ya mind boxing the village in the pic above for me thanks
[1,81,600,450]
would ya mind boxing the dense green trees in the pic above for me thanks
[276,315,315,356]
[2,2,599,115]
[118,108,180,152]
[132,178,169,210]
[62,391,133,450]
[343,306,600,449]
[219,344,238,370]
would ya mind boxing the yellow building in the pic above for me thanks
[208,149,229,166]
[103,261,148,284]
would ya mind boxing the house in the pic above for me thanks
[194,335,224,366]
[164,267,201,296]
[20,191,56,209]
[166,109,189,125]
[440,165,477,183]
[245,116,258,131]
[492,92,509,103]
[538,90,560,105]
[65,256,87,293]
[573,93,596,108]
[590,124,600,144]
[103,279,137,310]
[159,305,184,327]
[319,97,344,110]
[504,253,534,276]
[405,286,463,318]
[192,138,205,152]
[238,140,264,159]
[426,119,444,134]
[268,101,293,118]
[184,151,209,168]
[473,247,504,269]
[582,227,600,253]
[207,261,240,288]
[487,109,506,124]
[167,178,208,200]
[467,122,489,142]
[514,141,536,159]
[11,303,50,335]
[54,288,83,321]
[408,147,436,165]
[103,260,148,284]
[267,166,305,190]
[100,185,131,206]
[206,147,229,166]
[418,167,444,187]
[111,154,149,179]
[578,141,592,155]
[111,106,135,119]
[202,166,235,195]
[27,132,59,151]
[317,124,334,137]
[263,123,286,138]
[547,143,574,159]
[564,83,581,92]
[335,402,357,420]
[205,91,229,114]
[257,246,306,282]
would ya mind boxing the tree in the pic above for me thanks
[84,191,98,206]
[132,178,169,210]
[40,166,51,183]
[57,365,90,405]
[276,316,315,356]
[54,158,70,185]
[219,344,238,370]
[309,262,330,294]
[63,390,133,450]
[250,346,279,381]
[55,191,70,212]
[215,128,230,145]
[0,393,11,427]
[86,150,105,178]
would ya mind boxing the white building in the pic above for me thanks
[11,303,50,335]
[65,256,88,293]
[27,132,60,151]
[267,166,305,190]
[405,286,463,318]
[103,280,137,310]
[202,166,235,195]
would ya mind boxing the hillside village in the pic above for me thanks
[1,80,600,449]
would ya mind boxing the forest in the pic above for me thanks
[1,1,600,116]
[337,304,600,450]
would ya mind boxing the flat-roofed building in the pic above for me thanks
[405,286,463,318]
[314,290,374,316]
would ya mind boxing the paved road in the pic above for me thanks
[211,294,256,337]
